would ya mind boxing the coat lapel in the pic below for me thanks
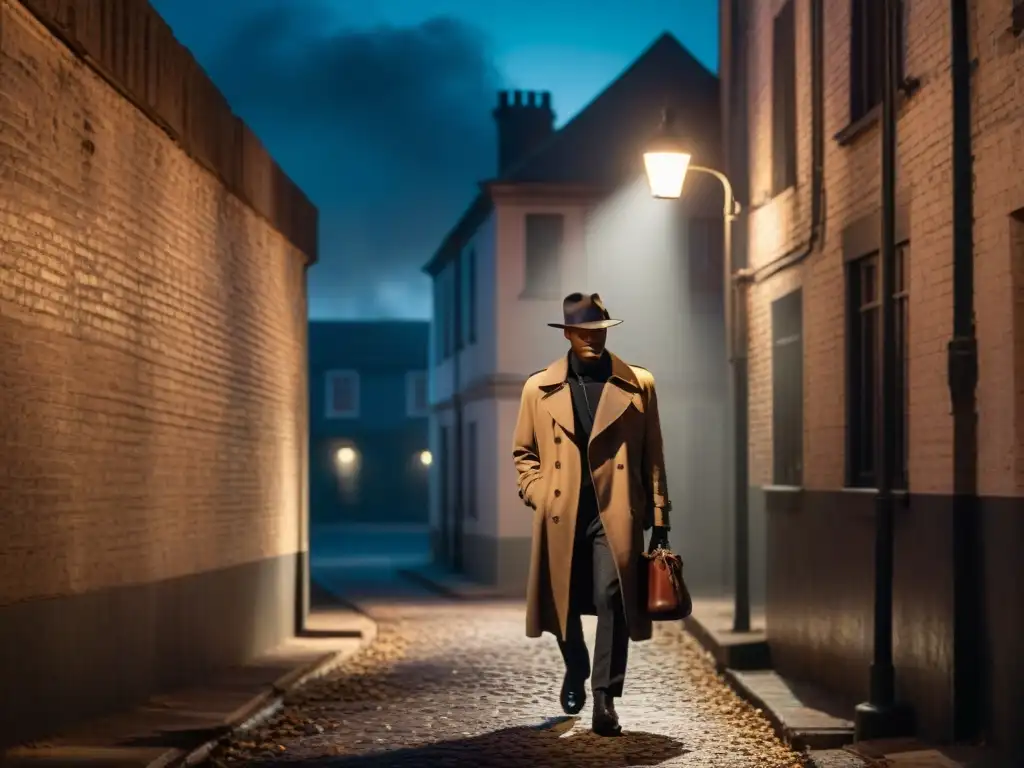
[535,356,575,436]
[589,353,643,443]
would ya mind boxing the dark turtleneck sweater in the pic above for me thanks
[567,351,612,519]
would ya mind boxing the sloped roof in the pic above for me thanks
[423,32,722,276]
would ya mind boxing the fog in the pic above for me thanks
[582,177,732,596]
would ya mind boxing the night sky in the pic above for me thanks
[148,0,719,320]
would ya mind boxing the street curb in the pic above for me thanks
[683,613,772,671]
[167,620,378,767]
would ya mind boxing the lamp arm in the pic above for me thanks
[688,165,741,221]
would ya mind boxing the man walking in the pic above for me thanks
[512,292,672,736]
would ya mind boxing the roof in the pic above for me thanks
[422,33,722,276]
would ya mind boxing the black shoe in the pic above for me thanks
[592,690,622,736]
[560,671,586,715]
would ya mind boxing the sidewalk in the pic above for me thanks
[1,591,376,768]
[684,599,992,768]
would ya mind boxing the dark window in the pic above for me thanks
[438,426,450,561]
[465,421,477,519]
[850,0,903,123]
[406,371,429,417]
[523,213,564,298]
[442,265,455,359]
[432,276,444,363]
[325,370,359,419]
[772,289,803,485]
[772,0,797,196]
[847,245,909,489]
[465,248,477,344]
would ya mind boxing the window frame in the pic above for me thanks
[846,244,909,490]
[405,370,429,418]
[771,0,798,196]
[771,288,804,486]
[849,0,904,125]
[324,369,360,420]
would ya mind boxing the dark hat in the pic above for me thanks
[547,292,623,330]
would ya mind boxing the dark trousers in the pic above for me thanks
[557,511,630,697]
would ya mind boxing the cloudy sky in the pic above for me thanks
[148,0,718,320]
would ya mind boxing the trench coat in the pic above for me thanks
[512,352,671,644]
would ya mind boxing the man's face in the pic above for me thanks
[564,327,608,361]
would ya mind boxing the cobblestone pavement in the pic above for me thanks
[208,595,805,767]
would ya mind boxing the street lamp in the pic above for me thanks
[419,450,433,467]
[644,108,752,633]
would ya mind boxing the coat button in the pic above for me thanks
[552,515,560,524]
[617,463,624,470]
[554,436,562,444]
[555,461,561,469]
[553,489,561,497]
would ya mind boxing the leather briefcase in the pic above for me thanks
[643,546,693,621]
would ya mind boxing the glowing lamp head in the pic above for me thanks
[419,450,433,467]
[335,446,357,466]
[643,108,691,199]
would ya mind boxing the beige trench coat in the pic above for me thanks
[512,352,671,643]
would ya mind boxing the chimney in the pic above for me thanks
[492,90,555,174]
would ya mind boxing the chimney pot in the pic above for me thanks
[513,90,523,106]
[498,90,509,108]
[541,91,551,109]
[527,91,536,107]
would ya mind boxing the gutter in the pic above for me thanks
[749,0,825,284]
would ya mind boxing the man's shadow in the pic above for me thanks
[241,716,688,767]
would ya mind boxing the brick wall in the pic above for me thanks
[0,0,314,744]
[744,0,957,494]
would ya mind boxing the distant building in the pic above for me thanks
[422,34,731,596]
[308,321,430,527]
[721,0,1024,748]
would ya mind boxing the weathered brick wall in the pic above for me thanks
[744,0,955,494]
[971,2,1024,497]
[0,0,313,741]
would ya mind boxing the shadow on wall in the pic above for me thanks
[584,177,731,597]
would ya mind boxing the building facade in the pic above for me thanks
[424,35,742,599]
[308,321,430,528]
[0,0,316,748]
[722,0,1024,747]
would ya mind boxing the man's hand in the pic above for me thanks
[648,526,670,553]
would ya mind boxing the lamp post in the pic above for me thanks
[644,109,751,633]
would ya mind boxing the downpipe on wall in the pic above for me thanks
[854,0,915,740]
[948,0,982,743]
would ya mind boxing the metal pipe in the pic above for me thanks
[689,165,748,632]
[949,0,981,741]
[854,0,914,739]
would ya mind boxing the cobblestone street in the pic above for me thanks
[208,590,803,767]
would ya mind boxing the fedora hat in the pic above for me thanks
[547,292,623,330]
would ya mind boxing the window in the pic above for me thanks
[441,265,455,359]
[523,213,564,299]
[432,276,444,363]
[465,421,477,519]
[850,0,903,123]
[406,370,429,418]
[462,247,477,345]
[325,370,360,419]
[847,245,909,489]
[772,0,797,196]
[772,289,803,486]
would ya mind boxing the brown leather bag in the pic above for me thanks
[643,546,693,620]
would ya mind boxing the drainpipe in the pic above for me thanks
[749,0,825,284]
[854,0,915,740]
[949,0,981,742]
